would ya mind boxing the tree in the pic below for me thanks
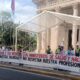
[17,31,37,51]
[0,11,37,51]
[0,11,16,48]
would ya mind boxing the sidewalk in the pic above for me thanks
[0,63,80,80]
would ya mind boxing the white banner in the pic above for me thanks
[0,51,80,73]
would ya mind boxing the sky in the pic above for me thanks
[0,0,37,23]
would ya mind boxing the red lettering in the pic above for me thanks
[71,57,79,62]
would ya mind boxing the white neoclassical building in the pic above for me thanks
[31,0,80,53]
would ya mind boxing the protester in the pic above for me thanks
[55,45,61,54]
[2,46,5,51]
[0,47,2,51]
[67,47,72,56]
[75,45,80,57]
[18,50,22,59]
[46,46,51,54]
[60,46,65,54]
[71,47,75,56]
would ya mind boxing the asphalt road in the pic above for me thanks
[0,67,62,80]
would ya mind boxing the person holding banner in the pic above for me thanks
[46,46,52,54]
[71,47,75,56]
[75,45,80,57]
[60,46,65,54]
[55,45,61,54]
[67,47,72,56]
[18,46,23,59]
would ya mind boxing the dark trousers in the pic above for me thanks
[75,53,79,57]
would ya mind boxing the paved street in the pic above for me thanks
[0,67,62,80]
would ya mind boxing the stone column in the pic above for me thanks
[72,4,78,49]
[44,31,47,51]
[41,31,47,52]
[56,8,61,46]
[47,28,51,47]
[37,33,41,53]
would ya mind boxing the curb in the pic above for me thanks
[0,64,80,80]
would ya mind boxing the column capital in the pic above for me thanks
[73,3,78,9]
[72,3,78,9]
[73,3,78,16]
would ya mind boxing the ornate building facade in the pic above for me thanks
[32,0,80,53]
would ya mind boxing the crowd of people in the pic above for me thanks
[0,45,80,57]
[0,46,12,51]
[46,45,80,57]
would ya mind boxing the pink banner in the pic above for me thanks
[0,51,80,63]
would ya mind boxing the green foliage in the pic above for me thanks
[0,11,37,51]
[17,45,23,50]
[17,31,37,51]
